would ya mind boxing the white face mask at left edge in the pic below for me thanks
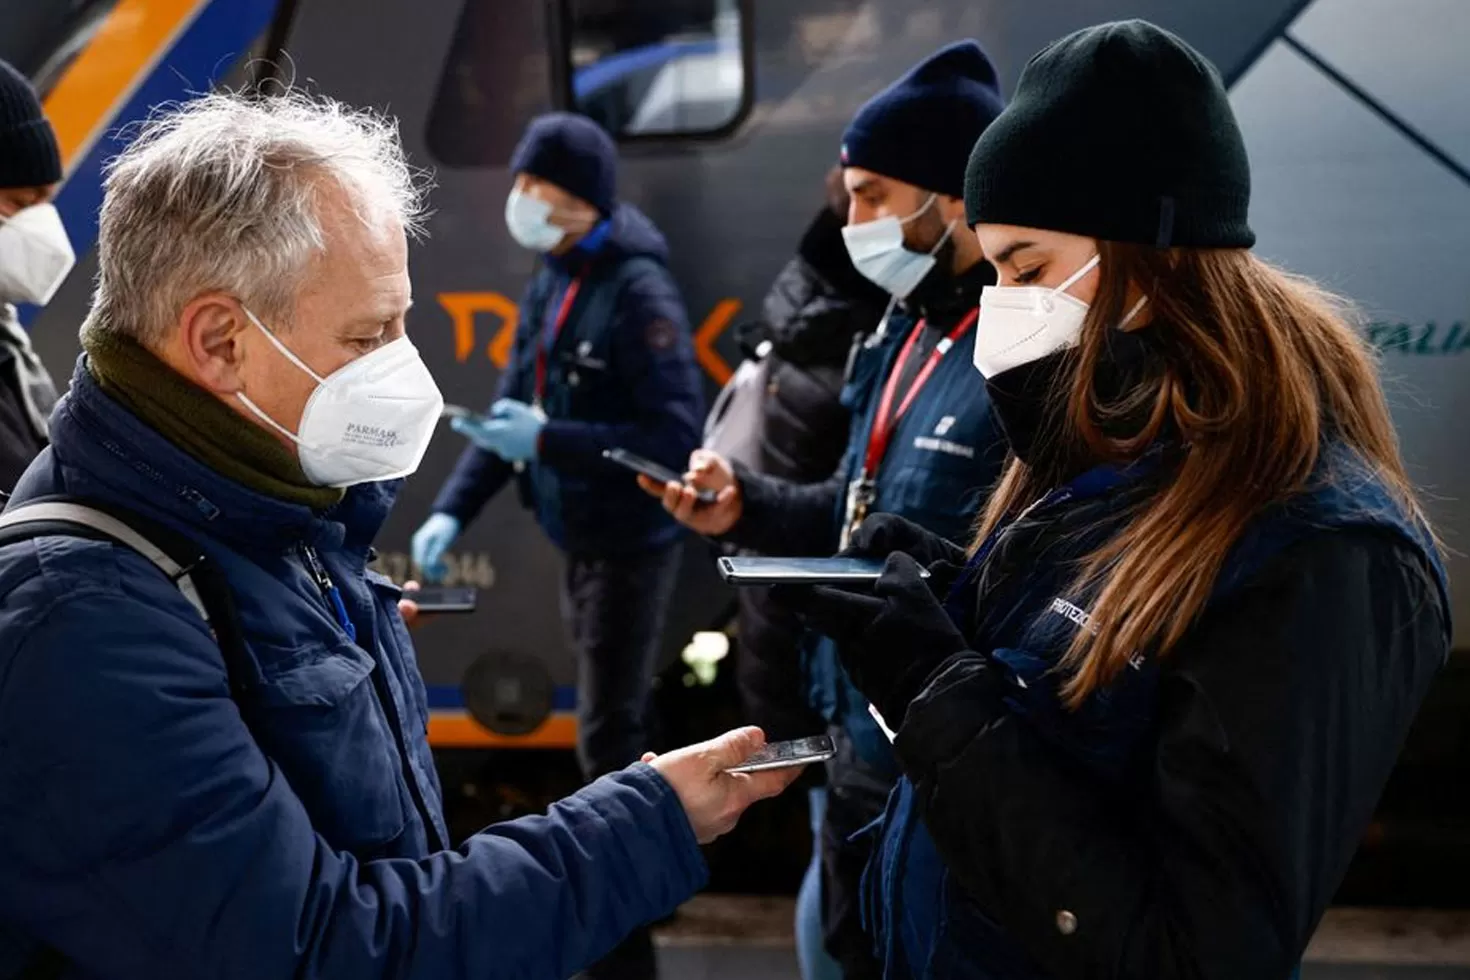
[0,204,76,306]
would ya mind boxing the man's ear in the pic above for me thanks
[937,194,968,226]
[176,293,249,395]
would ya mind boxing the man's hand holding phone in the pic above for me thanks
[637,449,744,536]
[641,727,807,844]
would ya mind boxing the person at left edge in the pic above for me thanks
[0,58,73,493]
[413,111,703,980]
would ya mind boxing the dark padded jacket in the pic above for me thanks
[0,362,708,980]
[866,443,1451,979]
[734,207,887,743]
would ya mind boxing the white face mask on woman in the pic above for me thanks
[0,203,76,306]
[236,308,445,488]
[973,254,1148,378]
[841,193,956,299]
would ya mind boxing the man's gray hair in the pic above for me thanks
[87,89,431,345]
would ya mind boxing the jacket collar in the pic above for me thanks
[40,356,399,557]
[902,258,995,326]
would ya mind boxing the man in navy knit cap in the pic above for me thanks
[643,42,1011,980]
[414,111,702,980]
[0,58,72,492]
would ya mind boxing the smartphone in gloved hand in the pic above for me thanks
[441,404,489,426]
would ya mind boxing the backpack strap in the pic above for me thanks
[0,497,250,693]
[0,501,211,621]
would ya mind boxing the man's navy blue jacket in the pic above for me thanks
[0,362,708,979]
[433,203,704,555]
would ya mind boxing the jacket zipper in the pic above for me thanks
[299,543,447,850]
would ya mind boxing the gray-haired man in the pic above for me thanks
[0,91,798,980]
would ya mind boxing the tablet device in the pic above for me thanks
[716,555,929,587]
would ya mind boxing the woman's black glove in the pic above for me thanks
[772,552,969,728]
[846,513,969,598]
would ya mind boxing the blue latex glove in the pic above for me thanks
[451,398,546,463]
[411,513,461,583]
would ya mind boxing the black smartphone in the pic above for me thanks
[402,585,478,613]
[716,555,930,587]
[441,404,489,426]
[602,448,717,505]
[727,734,836,773]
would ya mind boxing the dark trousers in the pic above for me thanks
[820,727,892,980]
[563,543,682,980]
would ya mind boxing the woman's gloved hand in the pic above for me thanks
[846,513,970,597]
[411,513,461,583]
[772,552,969,728]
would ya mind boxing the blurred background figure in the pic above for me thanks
[721,164,888,980]
[413,111,705,980]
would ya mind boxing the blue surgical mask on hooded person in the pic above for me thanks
[504,187,567,253]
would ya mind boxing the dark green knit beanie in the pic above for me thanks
[964,20,1254,249]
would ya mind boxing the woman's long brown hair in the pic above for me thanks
[972,242,1427,709]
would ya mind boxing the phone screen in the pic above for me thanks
[403,586,478,613]
[441,404,487,425]
[602,448,716,504]
[717,556,930,587]
[727,735,836,773]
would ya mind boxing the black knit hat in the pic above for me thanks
[841,41,1005,200]
[965,20,1254,248]
[509,112,617,217]
[0,59,61,190]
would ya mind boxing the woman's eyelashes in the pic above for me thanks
[1013,265,1044,285]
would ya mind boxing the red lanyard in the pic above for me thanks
[534,275,584,402]
[862,308,979,477]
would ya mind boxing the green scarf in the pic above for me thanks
[83,326,344,511]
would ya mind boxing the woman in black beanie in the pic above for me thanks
[778,20,1450,979]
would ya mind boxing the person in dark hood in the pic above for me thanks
[414,111,704,980]
[643,42,1011,980]
[777,20,1450,979]
[0,58,71,493]
[731,165,889,980]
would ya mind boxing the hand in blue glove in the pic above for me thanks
[451,398,545,463]
[411,513,461,583]
[771,552,969,729]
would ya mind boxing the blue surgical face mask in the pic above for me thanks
[504,187,566,253]
[840,194,956,299]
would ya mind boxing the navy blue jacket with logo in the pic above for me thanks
[728,262,1008,772]
[0,362,708,979]
[864,442,1450,979]
[433,202,704,555]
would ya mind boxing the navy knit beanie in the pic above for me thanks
[0,59,61,190]
[509,112,617,217]
[840,41,1005,200]
[965,20,1254,248]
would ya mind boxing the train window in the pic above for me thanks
[426,2,556,168]
[560,0,752,140]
